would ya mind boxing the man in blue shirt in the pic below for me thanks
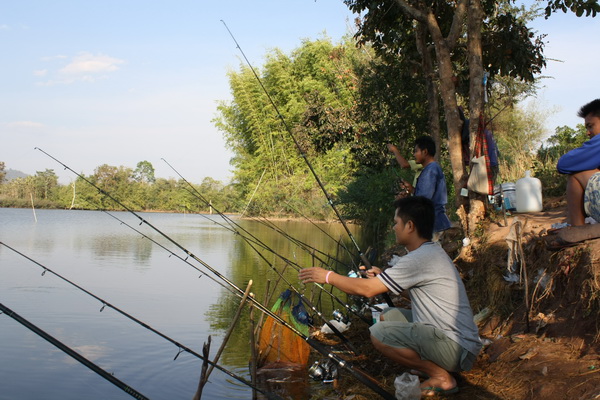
[395,136,452,240]
[557,99,600,226]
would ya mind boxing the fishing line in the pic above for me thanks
[162,158,373,328]
[108,205,363,353]
[251,215,348,268]
[221,21,395,308]
[0,302,151,400]
[159,172,361,354]
[0,241,281,400]
[35,148,394,399]
[284,200,359,264]
[221,20,368,272]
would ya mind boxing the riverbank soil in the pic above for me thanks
[310,197,600,399]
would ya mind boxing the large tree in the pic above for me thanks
[215,38,363,217]
[345,0,596,235]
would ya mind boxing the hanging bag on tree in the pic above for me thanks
[467,115,494,195]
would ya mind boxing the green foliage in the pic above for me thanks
[133,160,156,184]
[538,124,588,159]
[0,160,237,214]
[483,12,546,82]
[0,162,5,184]
[337,167,412,251]
[214,37,365,218]
[545,0,600,17]
[534,124,589,197]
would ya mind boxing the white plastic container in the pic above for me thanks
[516,170,543,213]
[501,182,517,211]
[370,303,387,324]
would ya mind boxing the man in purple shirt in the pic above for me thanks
[557,99,600,226]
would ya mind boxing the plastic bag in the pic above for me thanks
[320,319,350,334]
[394,372,421,400]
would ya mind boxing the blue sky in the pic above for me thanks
[2,1,598,185]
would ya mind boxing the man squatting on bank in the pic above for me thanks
[299,196,482,397]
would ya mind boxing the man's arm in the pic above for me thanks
[387,144,411,169]
[557,138,600,174]
[298,267,389,298]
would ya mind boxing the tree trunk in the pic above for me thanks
[416,22,441,160]
[425,13,467,205]
[467,0,486,237]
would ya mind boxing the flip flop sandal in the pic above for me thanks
[409,369,429,379]
[545,236,578,251]
[421,386,459,397]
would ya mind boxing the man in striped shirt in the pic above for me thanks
[299,196,481,397]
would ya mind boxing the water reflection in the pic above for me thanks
[0,208,363,399]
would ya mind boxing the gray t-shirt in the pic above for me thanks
[377,242,482,355]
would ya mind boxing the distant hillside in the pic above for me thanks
[4,169,28,181]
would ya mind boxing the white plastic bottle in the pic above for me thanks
[516,170,543,212]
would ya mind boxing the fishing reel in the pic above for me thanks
[308,359,338,383]
[332,309,349,325]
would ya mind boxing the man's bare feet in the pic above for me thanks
[420,375,457,397]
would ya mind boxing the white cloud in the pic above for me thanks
[0,24,9,30]
[6,121,44,129]
[36,52,125,85]
[59,52,124,75]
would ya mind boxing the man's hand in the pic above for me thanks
[359,265,381,278]
[298,267,328,284]
[300,266,389,298]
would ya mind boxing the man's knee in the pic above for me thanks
[370,334,383,349]
[570,169,599,190]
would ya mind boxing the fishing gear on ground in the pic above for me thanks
[308,359,339,384]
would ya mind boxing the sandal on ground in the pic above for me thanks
[546,223,571,235]
[410,369,429,379]
[545,236,578,251]
[421,386,459,397]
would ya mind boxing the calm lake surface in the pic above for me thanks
[0,208,360,400]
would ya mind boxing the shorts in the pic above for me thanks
[369,307,476,372]
[584,172,600,222]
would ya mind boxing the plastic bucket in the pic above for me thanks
[501,182,516,211]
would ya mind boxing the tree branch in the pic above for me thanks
[393,0,427,22]
[446,0,468,49]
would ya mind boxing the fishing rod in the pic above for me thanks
[163,159,373,327]
[0,241,282,400]
[251,215,349,268]
[161,168,363,353]
[0,302,151,400]
[36,149,394,399]
[284,200,359,264]
[101,212,241,298]
[221,21,395,308]
[107,205,361,354]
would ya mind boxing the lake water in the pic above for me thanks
[0,208,360,400]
